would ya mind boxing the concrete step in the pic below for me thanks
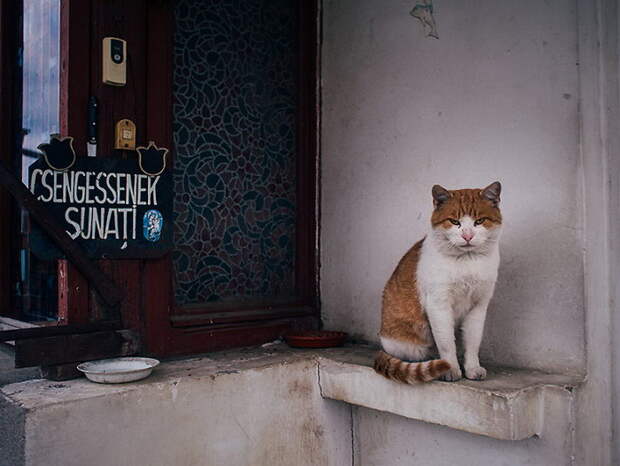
[318,347,583,440]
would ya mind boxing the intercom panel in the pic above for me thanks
[102,37,127,86]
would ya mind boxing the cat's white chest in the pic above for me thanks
[447,273,488,318]
[417,242,499,319]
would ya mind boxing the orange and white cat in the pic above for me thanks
[374,182,502,383]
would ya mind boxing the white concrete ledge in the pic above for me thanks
[318,349,582,440]
[317,348,583,440]
[0,344,354,466]
[1,342,584,460]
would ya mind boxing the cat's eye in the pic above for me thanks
[448,219,461,226]
[474,218,487,226]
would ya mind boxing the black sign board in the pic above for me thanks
[28,137,172,260]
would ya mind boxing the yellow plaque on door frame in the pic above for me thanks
[115,119,136,150]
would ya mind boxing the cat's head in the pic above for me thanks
[430,182,502,256]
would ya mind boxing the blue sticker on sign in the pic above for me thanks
[143,210,163,242]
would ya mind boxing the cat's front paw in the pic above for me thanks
[440,366,462,382]
[465,366,487,380]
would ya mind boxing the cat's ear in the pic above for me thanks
[432,184,451,208]
[481,181,501,206]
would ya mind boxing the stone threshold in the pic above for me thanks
[1,343,582,440]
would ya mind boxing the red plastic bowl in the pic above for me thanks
[284,331,348,348]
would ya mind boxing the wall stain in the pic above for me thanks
[410,0,439,39]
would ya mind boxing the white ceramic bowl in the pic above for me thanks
[77,357,160,384]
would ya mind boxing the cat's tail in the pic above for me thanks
[373,350,450,383]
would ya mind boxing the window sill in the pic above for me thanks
[317,347,583,440]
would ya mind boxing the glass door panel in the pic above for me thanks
[172,0,298,306]
[15,0,60,321]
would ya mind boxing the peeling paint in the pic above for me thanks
[410,0,438,39]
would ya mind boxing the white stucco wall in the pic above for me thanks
[320,0,585,374]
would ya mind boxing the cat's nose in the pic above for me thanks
[462,231,474,242]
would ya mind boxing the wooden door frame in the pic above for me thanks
[142,0,320,356]
[57,0,92,325]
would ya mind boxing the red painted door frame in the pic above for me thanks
[142,0,320,357]
[57,0,91,325]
